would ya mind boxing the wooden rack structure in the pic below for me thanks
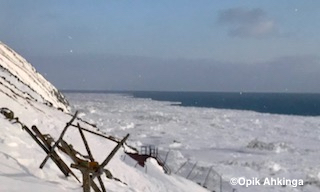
[1,108,130,192]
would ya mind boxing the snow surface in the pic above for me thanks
[0,41,69,112]
[0,42,209,192]
[66,92,320,192]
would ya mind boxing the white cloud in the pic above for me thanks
[218,8,278,38]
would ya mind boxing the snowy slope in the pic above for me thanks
[0,42,208,192]
[0,41,69,112]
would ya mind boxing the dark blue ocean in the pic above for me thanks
[128,91,320,116]
[66,91,320,116]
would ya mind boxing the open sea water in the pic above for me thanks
[65,91,320,116]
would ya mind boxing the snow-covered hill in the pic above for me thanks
[0,42,208,192]
[0,41,69,112]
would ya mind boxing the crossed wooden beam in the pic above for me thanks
[1,108,80,182]
[71,125,129,192]
[39,111,79,168]
[1,108,130,192]
[24,125,80,182]
[35,111,129,192]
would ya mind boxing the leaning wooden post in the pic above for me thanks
[71,164,93,192]
[92,134,129,179]
[40,111,78,168]
[100,134,129,169]
[77,123,106,192]
[83,170,91,192]
[71,124,120,143]
[24,125,72,178]
[90,177,102,192]
[31,125,81,183]
[77,123,94,161]
[186,161,198,179]
[175,160,189,174]
[203,165,213,188]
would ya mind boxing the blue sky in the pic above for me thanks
[0,1,320,92]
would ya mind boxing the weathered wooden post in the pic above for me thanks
[24,125,69,177]
[31,125,80,182]
[71,164,101,192]
[40,111,78,168]
[77,123,106,192]
[91,133,129,181]
[97,134,129,172]
[69,132,129,192]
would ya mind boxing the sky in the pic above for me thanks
[0,0,320,92]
